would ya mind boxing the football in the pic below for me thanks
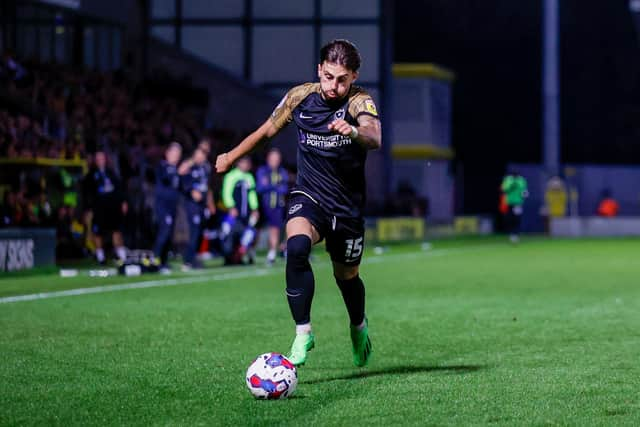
[245,353,298,399]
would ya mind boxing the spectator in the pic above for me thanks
[1,190,18,227]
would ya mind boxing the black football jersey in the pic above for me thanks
[83,167,124,209]
[155,160,181,205]
[270,83,379,217]
[181,162,211,205]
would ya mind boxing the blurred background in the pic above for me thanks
[1,0,640,271]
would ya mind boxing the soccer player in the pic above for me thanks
[215,39,381,367]
[83,149,128,264]
[501,170,529,243]
[220,156,260,265]
[179,142,214,270]
[256,148,288,266]
[152,142,182,273]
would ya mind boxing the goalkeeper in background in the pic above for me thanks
[501,170,529,243]
[221,156,259,264]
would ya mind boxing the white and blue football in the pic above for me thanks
[245,352,298,399]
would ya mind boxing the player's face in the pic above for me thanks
[199,140,211,153]
[95,152,106,169]
[317,61,358,101]
[166,147,181,165]
[193,148,207,164]
[238,157,251,172]
[267,151,281,169]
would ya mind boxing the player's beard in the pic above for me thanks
[320,85,350,105]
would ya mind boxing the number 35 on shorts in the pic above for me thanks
[344,237,364,262]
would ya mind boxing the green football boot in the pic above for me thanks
[351,318,372,367]
[288,333,315,366]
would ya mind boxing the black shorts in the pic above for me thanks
[92,204,124,236]
[285,191,365,266]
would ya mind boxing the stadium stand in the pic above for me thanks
[0,49,232,258]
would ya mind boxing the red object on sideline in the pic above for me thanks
[597,198,619,217]
[499,193,508,214]
[199,237,209,253]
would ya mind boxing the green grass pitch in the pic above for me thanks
[1,237,639,426]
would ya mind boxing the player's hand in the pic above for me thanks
[328,119,355,137]
[249,211,259,227]
[121,202,128,215]
[215,153,232,173]
[207,201,216,215]
[229,207,239,218]
[191,189,203,202]
[178,158,194,175]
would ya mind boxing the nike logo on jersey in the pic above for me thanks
[299,113,313,119]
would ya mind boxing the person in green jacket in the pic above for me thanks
[501,170,529,243]
[221,156,260,264]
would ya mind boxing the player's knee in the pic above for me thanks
[333,263,359,281]
[286,235,311,270]
[334,270,359,281]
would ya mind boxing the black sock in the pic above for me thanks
[285,235,314,325]
[336,275,366,326]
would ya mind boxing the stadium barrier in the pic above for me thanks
[550,217,640,237]
[0,228,56,272]
[365,216,493,243]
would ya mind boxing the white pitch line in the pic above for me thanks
[0,269,273,304]
[0,245,497,305]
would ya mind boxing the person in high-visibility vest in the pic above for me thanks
[220,156,259,265]
[501,170,529,243]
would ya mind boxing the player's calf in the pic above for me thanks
[285,234,316,365]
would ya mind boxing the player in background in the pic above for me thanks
[152,142,182,273]
[179,141,214,270]
[83,149,128,264]
[256,148,288,266]
[501,170,529,243]
[221,156,260,264]
[215,39,381,367]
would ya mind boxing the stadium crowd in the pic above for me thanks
[1,51,284,266]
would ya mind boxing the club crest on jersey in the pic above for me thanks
[334,108,345,120]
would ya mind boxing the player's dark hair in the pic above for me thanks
[320,39,361,72]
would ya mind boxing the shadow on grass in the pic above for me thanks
[301,365,486,384]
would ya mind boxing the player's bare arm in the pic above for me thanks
[328,114,381,150]
[178,159,192,175]
[215,119,280,173]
